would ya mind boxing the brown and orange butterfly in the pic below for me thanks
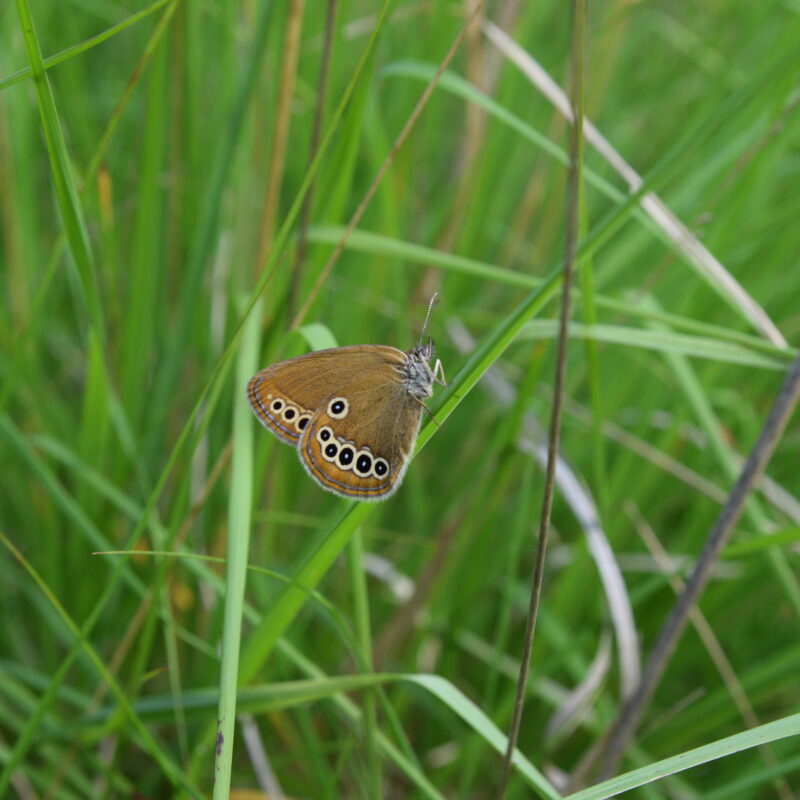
[247,337,445,501]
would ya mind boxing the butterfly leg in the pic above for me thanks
[432,358,447,386]
[415,397,441,429]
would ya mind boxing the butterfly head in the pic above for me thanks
[404,339,445,399]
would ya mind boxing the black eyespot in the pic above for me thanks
[374,459,388,477]
[338,446,354,466]
[328,397,349,419]
[270,399,283,412]
[298,417,309,430]
[316,425,335,448]
[324,443,338,458]
[283,408,296,420]
[356,454,372,475]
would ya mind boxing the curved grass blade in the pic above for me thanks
[0,531,203,798]
[564,712,800,800]
[305,226,792,360]
[0,0,171,90]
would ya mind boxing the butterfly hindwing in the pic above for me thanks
[297,378,423,500]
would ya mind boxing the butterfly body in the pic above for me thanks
[247,342,442,501]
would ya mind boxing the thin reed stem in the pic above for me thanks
[290,0,338,314]
[593,350,800,780]
[291,1,486,330]
[497,0,586,794]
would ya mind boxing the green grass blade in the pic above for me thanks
[564,713,800,799]
[146,0,276,448]
[212,305,257,798]
[0,532,203,798]
[15,0,104,339]
[520,320,790,370]
[0,0,171,90]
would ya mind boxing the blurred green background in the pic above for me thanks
[2,0,800,797]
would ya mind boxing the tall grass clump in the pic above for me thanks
[2,1,800,798]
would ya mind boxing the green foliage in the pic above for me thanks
[1,0,799,797]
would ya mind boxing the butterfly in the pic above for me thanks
[247,338,445,501]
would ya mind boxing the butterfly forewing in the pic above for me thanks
[247,346,402,445]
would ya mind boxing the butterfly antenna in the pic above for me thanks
[418,292,440,345]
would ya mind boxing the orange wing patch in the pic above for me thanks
[247,373,313,444]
